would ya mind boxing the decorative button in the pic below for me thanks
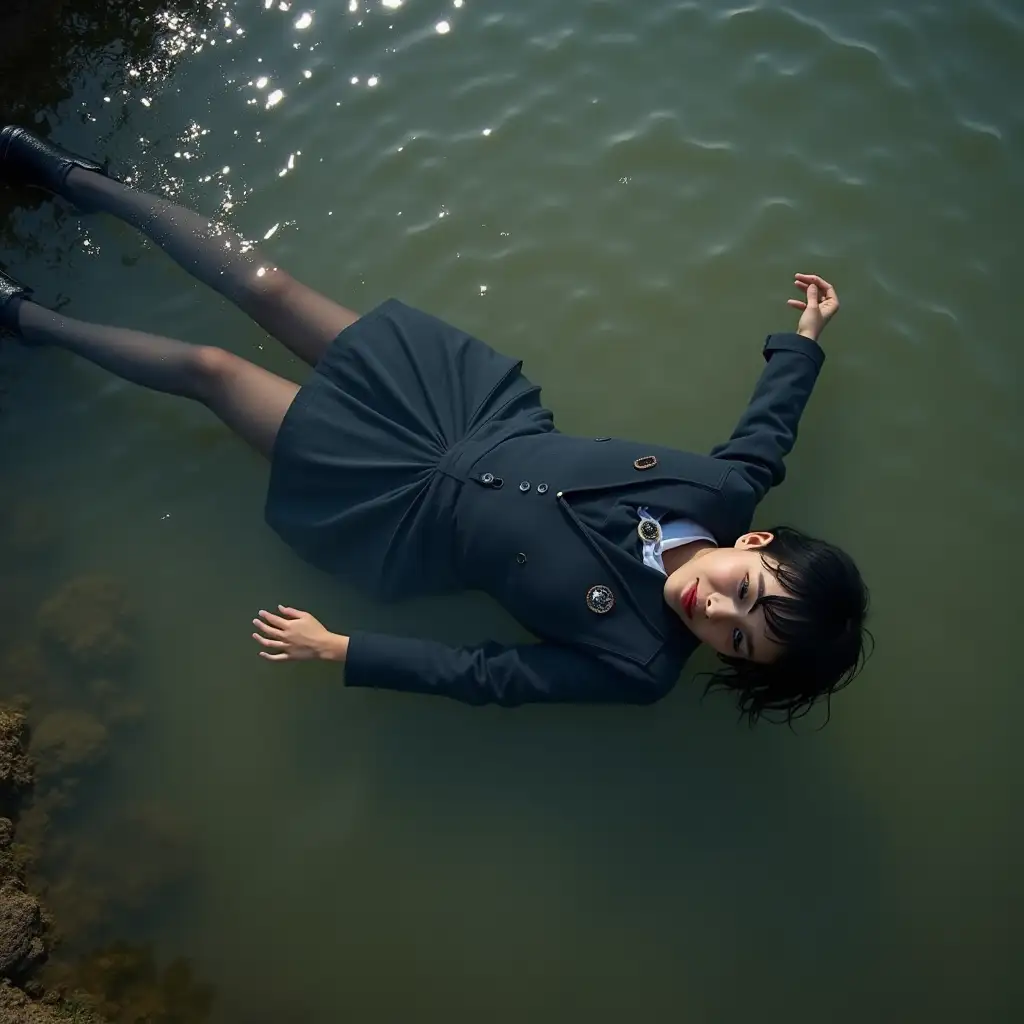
[481,472,494,485]
[536,483,549,494]
[638,518,662,543]
[586,585,615,615]
[519,481,531,493]
[516,552,527,565]
[633,455,658,471]
[556,491,564,498]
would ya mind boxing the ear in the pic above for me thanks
[735,531,774,550]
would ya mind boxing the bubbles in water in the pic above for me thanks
[266,89,285,108]
[436,20,451,34]
[295,12,313,30]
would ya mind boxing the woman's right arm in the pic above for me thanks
[343,632,671,707]
[251,606,675,706]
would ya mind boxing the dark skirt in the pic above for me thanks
[264,299,552,599]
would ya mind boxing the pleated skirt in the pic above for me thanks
[264,299,552,599]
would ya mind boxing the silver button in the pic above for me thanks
[536,483,549,494]
[516,552,527,565]
[586,585,616,614]
[481,472,494,485]
[556,491,563,498]
[519,481,531,493]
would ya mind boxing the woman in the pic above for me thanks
[0,126,869,723]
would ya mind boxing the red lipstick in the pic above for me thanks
[681,580,698,619]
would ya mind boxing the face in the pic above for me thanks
[663,532,788,663]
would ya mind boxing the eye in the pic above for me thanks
[738,572,749,602]
[732,627,744,654]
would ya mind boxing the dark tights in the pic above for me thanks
[9,168,360,459]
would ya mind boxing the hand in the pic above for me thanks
[252,606,348,662]
[787,273,840,342]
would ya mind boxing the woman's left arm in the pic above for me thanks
[709,274,839,503]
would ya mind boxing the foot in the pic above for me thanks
[0,269,32,332]
[0,125,115,196]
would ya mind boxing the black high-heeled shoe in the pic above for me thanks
[0,125,116,194]
[0,269,32,331]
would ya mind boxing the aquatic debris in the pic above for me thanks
[0,982,105,1022]
[37,578,133,672]
[29,712,107,782]
[55,944,214,1023]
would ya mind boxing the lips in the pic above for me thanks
[682,579,699,619]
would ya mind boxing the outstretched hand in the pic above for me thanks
[252,605,348,662]
[788,273,840,342]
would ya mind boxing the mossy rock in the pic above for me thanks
[0,710,33,820]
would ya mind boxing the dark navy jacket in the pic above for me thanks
[344,332,825,705]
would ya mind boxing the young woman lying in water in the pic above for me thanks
[0,126,869,724]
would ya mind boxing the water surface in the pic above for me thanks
[1,0,1022,1020]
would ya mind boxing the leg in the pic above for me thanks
[15,300,298,460]
[61,168,359,368]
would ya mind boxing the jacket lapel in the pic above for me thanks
[559,501,678,643]
[559,464,755,642]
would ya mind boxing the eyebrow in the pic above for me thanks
[746,571,766,660]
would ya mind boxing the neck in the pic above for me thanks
[661,539,716,578]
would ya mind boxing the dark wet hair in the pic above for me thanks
[705,525,871,726]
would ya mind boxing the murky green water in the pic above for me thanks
[2,0,1022,1020]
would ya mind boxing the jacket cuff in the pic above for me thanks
[342,631,384,688]
[763,332,825,370]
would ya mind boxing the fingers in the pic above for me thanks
[259,651,289,661]
[253,616,285,638]
[252,632,286,649]
[277,605,303,618]
[258,609,289,629]
[787,299,807,309]
[795,273,836,298]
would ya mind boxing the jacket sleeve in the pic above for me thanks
[343,632,672,707]
[708,332,826,503]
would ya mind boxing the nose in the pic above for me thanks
[704,592,734,621]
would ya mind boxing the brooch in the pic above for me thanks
[585,585,616,615]
[637,518,662,544]
[633,455,658,471]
